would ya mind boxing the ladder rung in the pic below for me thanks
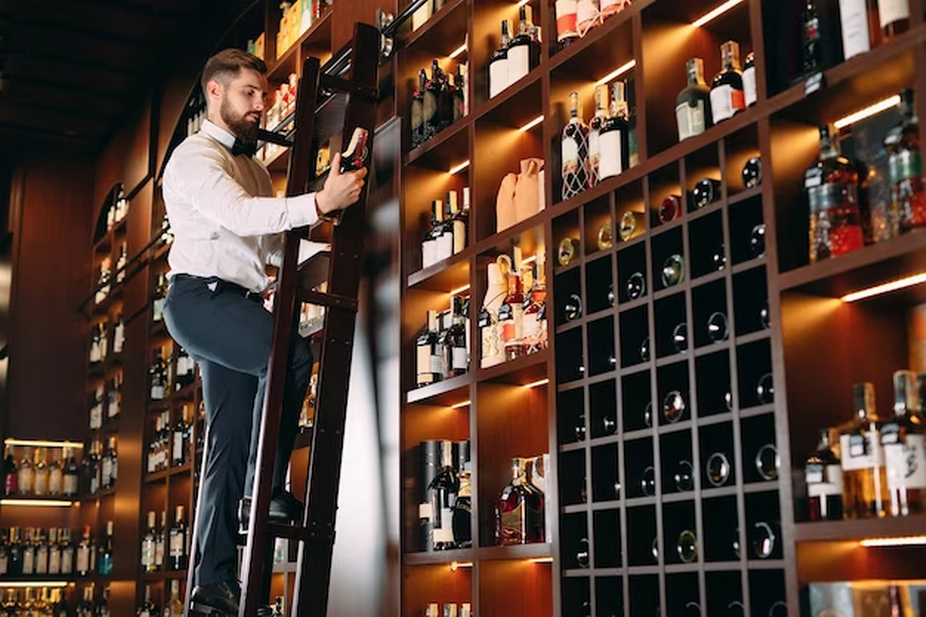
[299,289,358,311]
[319,73,378,101]
[266,522,335,543]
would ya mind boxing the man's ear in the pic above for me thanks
[206,79,224,102]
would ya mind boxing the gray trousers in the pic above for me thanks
[163,274,312,587]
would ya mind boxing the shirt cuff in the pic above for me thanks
[285,193,319,229]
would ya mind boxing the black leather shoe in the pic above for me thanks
[189,580,239,616]
[238,490,305,534]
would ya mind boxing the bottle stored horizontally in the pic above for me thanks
[562,91,589,200]
[806,125,864,263]
[710,41,746,125]
[885,88,926,234]
[555,0,579,47]
[882,370,926,516]
[840,382,888,518]
[805,429,843,521]
[677,58,711,142]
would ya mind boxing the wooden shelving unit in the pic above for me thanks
[395,0,926,615]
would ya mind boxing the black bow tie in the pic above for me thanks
[231,139,257,157]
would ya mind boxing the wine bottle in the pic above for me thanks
[488,21,511,99]
[561,91,589,199]
[709,41,746,125]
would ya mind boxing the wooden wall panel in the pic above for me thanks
[123,102,154,194]
[7,157,94,441]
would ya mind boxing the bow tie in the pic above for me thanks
[231,139,257,157]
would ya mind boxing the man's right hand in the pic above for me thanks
[315,153,368,216]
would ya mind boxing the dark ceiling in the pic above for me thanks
[0,0,254,156]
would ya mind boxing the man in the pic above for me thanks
[161,49,366,615]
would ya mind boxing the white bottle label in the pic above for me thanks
[429,354,443,375]
[22,548,34,574]
[507,44,530,86]
[436,231,454,262]
[743,66,757,107]
[710,85,734,124]
[64,473,78,496]
[878,0,909,27]
[417,344,433,384]
[885,434,926,490]
[841,434,885,470]
[48,549,60,574]
[422,238,436,269]
[174,432,184,463]
[76,547,89,573]
[562,136,580,175]
[102,459,112,486]
[169,531,184,558]
[839,0,872,59]
[598,129,624,180]
[676,101,706,142]
[488,57,509,99]
[452,347,467,371]
[34,472,47,495]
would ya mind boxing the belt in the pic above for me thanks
[175,274,265,303]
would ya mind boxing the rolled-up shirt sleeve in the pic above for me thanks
[168,146,317,236]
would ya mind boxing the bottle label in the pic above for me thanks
[422,238,436,269]
[841,433,885,470]
[452,220,466,254]
[76,548,88,573]
[598,128,624,180]
[501,304,524,344]
[507,44,531,86]
[889,150,923,183]
[34,472,47,495]
[562,135,580,175]
[155,538,165,566]
[676,101,705,142]
[142,540,154,567]
[885,434,926,490]
[743,66,757,107]
[51,467,63,494]
[710,85,745,124]
[489,56,509,99]
[576,0,599,35]
[430,354,443,375]
[36,547,47,574]
[555,0,578,41]
[808,462,843,497]
[588,128,601,184]
[48,550,60,574]
[61,548,72,573]
[452,347,467,371]
[839,0,872,59]
[169,531,184,558]
[417,344,434,385]
[102,460,112,485]
[499,502,525,543]
[23,549,34,574]
[436,231,454,262]
[174,432,184,463]
[878,0,909,27]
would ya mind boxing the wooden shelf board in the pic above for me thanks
[406,373,471,406]
[732,257,766,275]
[407,248,472,291]
[406,117,472,169]
[405,0,468,52]
[475,350,549,385]
[476,542,551,561]
[142,569,187,581]
[145,463,192,484]
[81,487,115,501]
[794,515,926,542]
[404,547,474,566]
[727,185,762,206]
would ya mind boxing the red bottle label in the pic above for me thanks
[4,472,16,495]
[829,225,864,257]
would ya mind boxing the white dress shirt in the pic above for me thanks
[163,119,320,293]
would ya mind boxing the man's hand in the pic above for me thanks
[315,153,368,216]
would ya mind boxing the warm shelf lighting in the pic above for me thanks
[596,60,636,86]
[691,0,744,28]
[450,561,474,571]
[449,160,470,175]
[450,400,471,409]
[451,284,471,295]
[0,581,69,588]
[4,439,83,449]
[529,557,554,563]
[522,255,538,265]
[516,0,531,6]
[860,535,926,548]
[449,44,467,59]
[840,272,926,303]
[834,95,901,130]
[523,378,549,389]
[0,499,75,507]
[519,115,544,132]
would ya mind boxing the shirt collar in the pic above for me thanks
[199,119,237,151]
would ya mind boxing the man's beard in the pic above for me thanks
[220,97,260,143]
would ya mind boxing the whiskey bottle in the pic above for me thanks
[410,69,426,148]
[840,382,888,518]
[838,0,876,60]
[743,52,757,107]
[452,455,473,548]
[17,446,33,495]
[599,80,630,181]
[137,585,158,617]
[562,91,589,200]
[710,41,746,125]
[428,441,460,550]
[97,521,113,576]
[556,0,579,47]
[878,0,909,39]
[416,311,441,387]
[141,511,157,573]
[75,525,92,576]
[3,445,16,495]
[676,58,712,142]
[63,447,79,497]
[169,505,188,570]
[587,84,608,188]
[508,6,540,86]
[884,88,926,233]
[882,370,926,516]
[806,125,864,262]
[805,429,843,521]
[488,20,511,99]
[495,457,544,545]
[802,0,824,73]
[499,261,526,361]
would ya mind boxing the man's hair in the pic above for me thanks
[201,49,267,96]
